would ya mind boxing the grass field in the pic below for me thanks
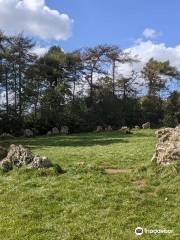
[0,129,179,240]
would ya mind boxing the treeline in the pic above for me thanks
[0,32,180,135]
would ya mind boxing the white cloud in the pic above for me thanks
[142,28,161,39]
[32,46,49,57]
[0,0,73,40]
[117,40,180,77]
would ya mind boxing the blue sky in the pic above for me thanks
[0,0,180,79]
[46,0,180,51]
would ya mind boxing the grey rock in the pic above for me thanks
[152,125,180,165]
[1,159,13,172]
[96,126,103,132]
[105,125,113,131]
[1,144,54,172]
[61,126,69,134]
[29,156,52,169]
[142,122,150,129]
[52,127,59,135]
[47,131,52,136]
[0,133,14,139]
[24,129,34,137]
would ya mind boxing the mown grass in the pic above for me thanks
[0,129,179,240]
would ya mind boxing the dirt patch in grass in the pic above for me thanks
[135,179,147,188]
[104,168,131,174]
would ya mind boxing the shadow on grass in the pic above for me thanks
[0,133,128,149]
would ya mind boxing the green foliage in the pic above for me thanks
[0,33,180,134]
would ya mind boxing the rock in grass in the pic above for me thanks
[142,122,150,129]
[0,133,14,139]
[152,125,180,165]
[105,125,113,131]
[96,126,103,132]
[120,126,131,134]
[1,159,13,172]
[52,127,60,135]
[61,126,69,134]
[29,156,52,169]
[0,146,8,161]
[0,144,56,172]
[24,129,34,137]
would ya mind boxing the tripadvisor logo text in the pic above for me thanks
[135,227,174,236]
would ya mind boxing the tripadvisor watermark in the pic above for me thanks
[135,227,173,236]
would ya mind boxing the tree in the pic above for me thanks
[142,58,179,96]
[106,45,134,96]
[10,34,36,117]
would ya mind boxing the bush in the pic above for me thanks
[162,114,178,128]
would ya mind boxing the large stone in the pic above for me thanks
[47,131,52,136]
[4,144,34,167]
[135,125,140,129]
[0,146,8,161]
[52,127,59,135]
[105,125,113,131]
[152,125,180,165]
[24,129,34,137]
[120,126,131,134]
[29,156,52,169]
[96,126,103,132]
[1,144,53,171]
[0,133,14,139]
[142,122,150,129]
[1,159,13,172]
[61,126,69,134]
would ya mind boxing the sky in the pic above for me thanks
[0,0,180,83]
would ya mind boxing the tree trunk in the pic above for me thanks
[112,60,116,96]
[5,66,9,115]
[18,65,22,117]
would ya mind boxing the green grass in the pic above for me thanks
[0,129,179,240]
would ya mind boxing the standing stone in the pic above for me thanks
[152,126,180,165]
[0,133,14,139]
[61,126,69,134]
[105,125,113,131]
[47,131,52,136]
[120,126,131,134]
[96,126,103,132]
[29,156,52,169]
[24,129,34,137]
[0,144,54,171]
[142,122,150,129]
[52,127,59,135]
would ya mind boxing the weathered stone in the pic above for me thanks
[152,125,180,165]
[61,126,69,134]
[142,122,150,129]
[24,129,34,137]
[120,126,131,134]
[1,159,13,172]
[4,144,34,167]
[105,125,113,131]
[47,131,52,136]
[52,127,59,135]
[0,133,14,139]
[96,126,103,132]
[0,146,8,161]
[1,144,54,171]
[135,125,140,129]
[29,156,52,169]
